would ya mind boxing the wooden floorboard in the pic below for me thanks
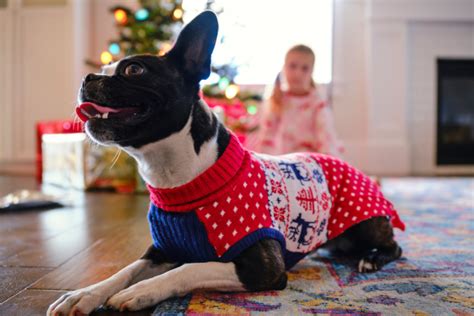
[0,175,153,312]
[0,289,155,316]
[0,233,41,262]
[0,217,141,268]
[0,267,52,303]
[31,218,150,290]
[0,289,65,316]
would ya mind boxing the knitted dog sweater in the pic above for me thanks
[147,134,405,269]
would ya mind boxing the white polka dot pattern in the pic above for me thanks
[311,154,400,239]
[195,157,271,257]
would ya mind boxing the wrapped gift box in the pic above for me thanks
[36,120,84,183]
[42,133,138,192]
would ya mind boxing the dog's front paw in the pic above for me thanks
[47,289,107,316]
[106,280,168,312]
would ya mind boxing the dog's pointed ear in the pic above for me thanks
[167,11,218,82]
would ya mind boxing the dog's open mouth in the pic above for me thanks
[76,102,144,123]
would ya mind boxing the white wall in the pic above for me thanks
[0,3,14,160]
[408,22,474,174]
[0,0,90,163]
[332,0,413,175]
[332,0,370,172]
[332,0,474,176]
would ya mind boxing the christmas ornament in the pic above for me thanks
[114,9,128,25]
[135,8,149,21]
[108,43,120,55]
[100,51,113,64]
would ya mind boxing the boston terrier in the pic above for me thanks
[47,11,405,316]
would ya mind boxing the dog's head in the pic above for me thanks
[76,11,218,148]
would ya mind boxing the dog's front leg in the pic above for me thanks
[47,246,176,316]
[106,261,245,311]
[106,239,287,311]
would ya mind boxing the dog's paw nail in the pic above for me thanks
[119,303,128,312]
[71,306,86,316]
[358,259,377,273]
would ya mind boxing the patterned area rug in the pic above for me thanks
[152,178,474,315]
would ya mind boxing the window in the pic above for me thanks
[183,0,333,84]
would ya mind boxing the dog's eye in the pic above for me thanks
[124,63,144,76]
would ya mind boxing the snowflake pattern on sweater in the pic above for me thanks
[252,153,331,253]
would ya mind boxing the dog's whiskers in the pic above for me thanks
[109,148,122,170]
[70,109,84,132]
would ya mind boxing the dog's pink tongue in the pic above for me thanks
[76,102,137,122]
[76,102,116,122]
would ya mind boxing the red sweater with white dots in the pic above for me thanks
[147,134,405,266]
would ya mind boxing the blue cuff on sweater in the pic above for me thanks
[220,228,286,262]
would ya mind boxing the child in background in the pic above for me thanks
[255,45,343,157]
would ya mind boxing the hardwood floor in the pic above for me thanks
[0,175,155,315]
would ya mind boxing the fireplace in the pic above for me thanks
[436,59,474,166]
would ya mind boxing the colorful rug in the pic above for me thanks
[152,178,474,315]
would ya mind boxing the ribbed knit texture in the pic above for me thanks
[148,203,217,263]
[147,133,245,211]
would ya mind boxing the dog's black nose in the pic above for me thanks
[84,73,102,83]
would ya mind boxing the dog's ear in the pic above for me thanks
[167,11,218,81]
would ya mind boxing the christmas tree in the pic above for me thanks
[95,0,184,66]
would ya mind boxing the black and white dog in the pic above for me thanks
[48,11,404,316]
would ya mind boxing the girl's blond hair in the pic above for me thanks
[268,45,316,115]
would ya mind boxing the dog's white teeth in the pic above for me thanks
[94,112,109,119]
